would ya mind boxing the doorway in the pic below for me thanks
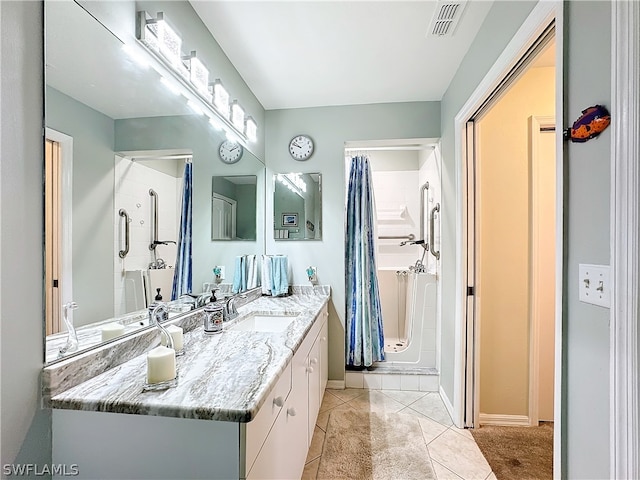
[466,32,556,428]
[45,129,73,336]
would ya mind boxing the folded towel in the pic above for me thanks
[270,255,289,296]
[261,255,272,295]
[246,254,258,289]
[232,256,245,294]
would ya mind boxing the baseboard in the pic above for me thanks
[327,380,345,390]
[479,413,531,427]
[440,385,456,424]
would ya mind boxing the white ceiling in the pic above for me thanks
[190,1,494,110]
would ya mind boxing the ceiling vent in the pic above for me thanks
[428,0,468,37]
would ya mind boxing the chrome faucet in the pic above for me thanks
[224,296,239,322]
[196,292,213,308]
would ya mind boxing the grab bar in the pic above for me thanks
[419,182,430,251]
[149,189,158,250]
[429,203,440,260]
[378,234,415,241]
[118,209,130,258]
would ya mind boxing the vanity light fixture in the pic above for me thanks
[136,11,257,143]
[231,101,245,132]
[246,117,257,143]
[185,52,211,100]
[212,80,230,119]
[277,173,307,198]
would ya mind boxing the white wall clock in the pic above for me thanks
[218,140,243,164]
[289,134,314,161]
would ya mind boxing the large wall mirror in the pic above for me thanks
[273,173,322,240]
[44,0,265,364]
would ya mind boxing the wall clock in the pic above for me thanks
[218,140,243,164]
[289,134,314,161]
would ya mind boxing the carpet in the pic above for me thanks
[470,423,553,480]
[317,410,435,480]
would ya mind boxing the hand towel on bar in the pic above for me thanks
[246,254,258,289]
[261,255,272,295]
[232,255,246,294]
[270,255,289,296]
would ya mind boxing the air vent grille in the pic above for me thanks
[428,0,468,37]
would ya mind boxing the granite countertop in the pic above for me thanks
[49,288,330,423]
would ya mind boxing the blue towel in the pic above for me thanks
[270,255,289,296]
[232,256,245,293]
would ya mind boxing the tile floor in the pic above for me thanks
[302,389,495,480]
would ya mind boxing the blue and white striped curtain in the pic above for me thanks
[345,155,385,367]
[171,161,193,300]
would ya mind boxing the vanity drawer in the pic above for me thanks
[244,362,292,472]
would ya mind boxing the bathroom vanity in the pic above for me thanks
[47,288,329,480]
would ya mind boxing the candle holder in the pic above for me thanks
[143,373,178,392]
[143,303,179,392]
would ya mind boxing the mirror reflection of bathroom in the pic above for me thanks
[114,153,191,317]
[345,140,441,366]
[211,175,257,241]
[273,173,322,240]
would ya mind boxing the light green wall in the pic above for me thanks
[1,0,52,470]
[235,183,257,240]
[265,101,440,381]
[46,87,115,328]
[563,2,611,477]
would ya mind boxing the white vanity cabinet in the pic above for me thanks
[245,305,328,479]
[52,305,329,480]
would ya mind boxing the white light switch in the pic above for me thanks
[578,264,611,308]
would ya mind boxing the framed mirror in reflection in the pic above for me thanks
[212,176,257,241]
[44,0,265,365]
[274,173,322,240]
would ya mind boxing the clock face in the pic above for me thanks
[218,140,243,164]
[289,135,314,161]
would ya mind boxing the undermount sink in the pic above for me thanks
[229,312,300,333]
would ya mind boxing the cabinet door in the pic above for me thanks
[248,362,308,479]
[308,334,322,445]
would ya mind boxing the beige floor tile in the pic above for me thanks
[409,393,454,426]
[316,403,356,432]
[318,390,345,413]
[380,389,428,406]
[428,429,492,480]
[485,472,497,480]
[347,389,406,414]
[417,415,449,444]
[326,387,365,403]
[301,457,320,480]
[306,426,325,463]
[432,460,464,480]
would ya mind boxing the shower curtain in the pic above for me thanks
[171,161,192,300]
[345,155,385,367]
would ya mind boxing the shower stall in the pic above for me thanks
[369,144,442,371]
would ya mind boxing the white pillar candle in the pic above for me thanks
[161,325,184,351]
[146,345,176,384]
[101,322,126,342]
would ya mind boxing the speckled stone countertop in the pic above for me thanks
[49,287,330,423]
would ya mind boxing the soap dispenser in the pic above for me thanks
[152,288,168,321]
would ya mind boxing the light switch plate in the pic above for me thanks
[578,264,611,308]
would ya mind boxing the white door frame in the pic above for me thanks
[610,1,639,478]
[45,128,73,328]
[528,115,556,427]
[451,0,562,473]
